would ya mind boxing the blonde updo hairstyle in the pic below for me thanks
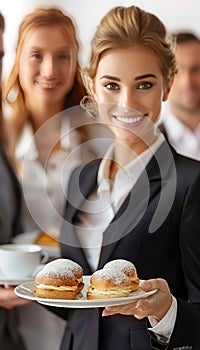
[83,6,177,100]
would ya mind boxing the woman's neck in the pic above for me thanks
[109,132,158,180]
[27,101,64,131]
[29,110,62,166]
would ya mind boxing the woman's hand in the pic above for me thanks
[0,284,32,309]
[102,278,172,321]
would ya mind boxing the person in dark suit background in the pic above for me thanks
[0,12,30,350]
[160,32,200,160]
[47,5,200,350]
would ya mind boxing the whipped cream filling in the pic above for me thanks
[88,286,130,296]
[36,284,77,291]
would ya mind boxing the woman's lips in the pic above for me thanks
[112,114,146,126]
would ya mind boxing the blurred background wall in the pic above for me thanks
[1,0,200,78]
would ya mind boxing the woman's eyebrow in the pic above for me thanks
[27,45,70,51]
[100,73,157,81]
[100,75,120,81]
[135,73,157,80]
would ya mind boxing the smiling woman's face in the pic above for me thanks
[90,46,169,150]
[18,25,76,111]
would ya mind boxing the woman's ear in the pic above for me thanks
[162,76,174,101]
[87,77,97,101]
[81,71,96,99]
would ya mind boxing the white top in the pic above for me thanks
[75,132,176,342]
[16,118,88,232]
[76,133,165,271]
[162,112,200,160]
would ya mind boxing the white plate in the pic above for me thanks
[0,265,44,286]
[12,232,61,257]
[15,276,157,308]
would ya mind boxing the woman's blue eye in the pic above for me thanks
[137,82,152,89]
[105,83,119,90]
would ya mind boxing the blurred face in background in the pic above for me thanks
[169,40,200,116]
[18,25,77,111]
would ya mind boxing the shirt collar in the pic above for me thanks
[15,118,73,160]
[97,132,165,194]
[163,112,200,141]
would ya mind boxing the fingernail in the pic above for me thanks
[143,281,151,289]
[105,306,111,310]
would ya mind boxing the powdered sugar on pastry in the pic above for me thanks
[87,259,140,299]
[34,258,84,299]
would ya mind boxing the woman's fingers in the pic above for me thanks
[102,278,172,321]
[0,285,32,309]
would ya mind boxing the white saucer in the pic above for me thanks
[0,273,35,286]
[0,265,44,285]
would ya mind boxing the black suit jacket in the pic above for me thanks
[0,144,26,350]
[0,144,22,240]
[50,140,200,350]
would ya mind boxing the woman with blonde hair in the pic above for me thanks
[3,7,95,350]
[4,7,93,233]
[47,5,200,350]
[4,7,85,146]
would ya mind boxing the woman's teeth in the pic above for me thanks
[115,115,144,124]
[36,81,57,89]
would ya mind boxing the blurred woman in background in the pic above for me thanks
[4,7,92,234]
[3,7,96,350]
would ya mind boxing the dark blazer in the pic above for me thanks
[51,140,200,350]
[0,144,26,350]
[0,144,22,241]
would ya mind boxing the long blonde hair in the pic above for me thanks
[4,7,86,150]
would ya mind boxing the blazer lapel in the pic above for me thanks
[66,162,99,222]
[98,168,155,268]
[99,140,175,267]
[61,162,100,274]
[62,140,176,272]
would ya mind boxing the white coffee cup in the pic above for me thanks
[0,244,48,279]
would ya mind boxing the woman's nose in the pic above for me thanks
[120,89,136,110]
[41,56,56,78]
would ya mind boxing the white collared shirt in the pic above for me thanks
[162,112,200,160]
[75,132,176,342]
[76,133,165,270]
[16,119,85,232]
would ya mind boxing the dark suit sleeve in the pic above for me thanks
[179,170,200,308]
[169,169,200,348]
[168,299,200,349]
